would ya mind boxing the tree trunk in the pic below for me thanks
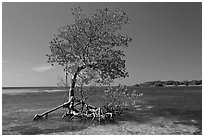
[66,65,87,115]
[69,68,78,99]
[68,66,86,103]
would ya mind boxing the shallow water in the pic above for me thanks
[2,87,67,94]
[2,86,202,135]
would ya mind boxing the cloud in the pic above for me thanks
[32,64,54,72]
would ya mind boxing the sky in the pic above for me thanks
[2,2,202,87]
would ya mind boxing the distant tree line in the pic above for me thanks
[134,80,202,87]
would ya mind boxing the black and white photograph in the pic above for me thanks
[2,1,202,135]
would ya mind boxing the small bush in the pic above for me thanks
[103,85,143,115]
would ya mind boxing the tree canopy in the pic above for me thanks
[47,7,132,86]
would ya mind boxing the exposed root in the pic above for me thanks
[61,99,115,122]
[33,96,116,123]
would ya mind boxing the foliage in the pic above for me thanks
[46,7,132,86]
[103,85,143,115]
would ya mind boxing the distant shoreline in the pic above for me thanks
[134,80,202,87]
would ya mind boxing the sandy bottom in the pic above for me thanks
[48,116,200,135]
